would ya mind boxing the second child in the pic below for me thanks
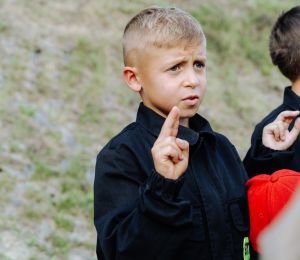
[251,6,300,175]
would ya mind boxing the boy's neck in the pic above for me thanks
[179,117,189,128]
[292,78,300,96]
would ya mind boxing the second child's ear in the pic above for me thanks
[123,67,142,92]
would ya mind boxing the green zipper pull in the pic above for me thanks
[243,237,250,260]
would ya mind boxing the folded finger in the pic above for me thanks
[176,138,189,161]
[162,146,179,163]
[275,110,300,122]
[278,122,286,141]
[176,138,189,151]
[267,124,280,141]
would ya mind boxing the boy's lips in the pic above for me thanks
[182,95,199,106]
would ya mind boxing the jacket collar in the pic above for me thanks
[283,86,300,111]
[136,103,218,152]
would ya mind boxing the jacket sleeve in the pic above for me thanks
[243,138,295,179]
[94,142,193,260]
[250,123,263,147]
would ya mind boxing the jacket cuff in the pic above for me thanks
[244,138,295,178]
[137,170,191,226]
[145,169,186,196]
[257,139,293,157]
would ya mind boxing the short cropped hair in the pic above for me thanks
[269,6,300,82]
[123,6,206,66]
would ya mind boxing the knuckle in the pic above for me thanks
[167,136,175,142]
[171,140,179,148]
[167,146,173,153]
[152,151,158,159]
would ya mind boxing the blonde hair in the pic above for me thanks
[123,6,206,66]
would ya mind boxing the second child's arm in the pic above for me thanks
[244,111,300,178]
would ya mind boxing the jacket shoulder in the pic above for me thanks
[214,132,231,145]
[213,132,241,158]
[98,122,139,152]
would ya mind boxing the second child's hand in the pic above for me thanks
[151,106,189,180]
[263,110,300,150]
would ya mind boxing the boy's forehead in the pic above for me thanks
[146,43,206,61]
[130,42,206,70]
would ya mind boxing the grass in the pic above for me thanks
[10,117,36,141]
[31,156,60,180]
[191,3,271,73]
[0,173,16,193]
[54,215,75,232]
[19,104,37,117]
[23,205,45,220]
[49,233,72,255]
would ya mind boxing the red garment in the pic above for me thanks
[246,169,300,252]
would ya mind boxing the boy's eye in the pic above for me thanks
[170,65,179,72]
[195,62,204,69]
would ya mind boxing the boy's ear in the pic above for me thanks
[123,67,142,92]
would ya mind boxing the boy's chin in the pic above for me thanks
[179,110,198,119]
[180,105,201,117]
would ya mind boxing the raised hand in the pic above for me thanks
[151,106,189,180]
[262,111,300,150]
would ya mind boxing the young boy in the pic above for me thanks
[94,6,300,260]
[250,6,300,176]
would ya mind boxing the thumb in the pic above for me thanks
[289,117,300,141]
[176,138,189,159]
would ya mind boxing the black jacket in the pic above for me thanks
[249,86,300,176]
[94,103,294,260]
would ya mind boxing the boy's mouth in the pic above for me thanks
[182,95,199,106]
[183,95,199,101]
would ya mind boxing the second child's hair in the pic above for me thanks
[123,6,206,66]
[269,6,300,82]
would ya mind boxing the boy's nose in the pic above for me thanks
[184,69,199,88]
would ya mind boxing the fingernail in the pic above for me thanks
[282,136,286,141]
[182,154,184,159]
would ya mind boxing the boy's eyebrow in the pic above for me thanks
[196,55,206,62]
[164,55,206,67]
[165,56,188,66]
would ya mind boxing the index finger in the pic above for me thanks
[275,111,300,123]
[157,106,180,141]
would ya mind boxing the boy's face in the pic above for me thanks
[137,43,206,122]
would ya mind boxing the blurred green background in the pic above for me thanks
[0,0,298,259]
